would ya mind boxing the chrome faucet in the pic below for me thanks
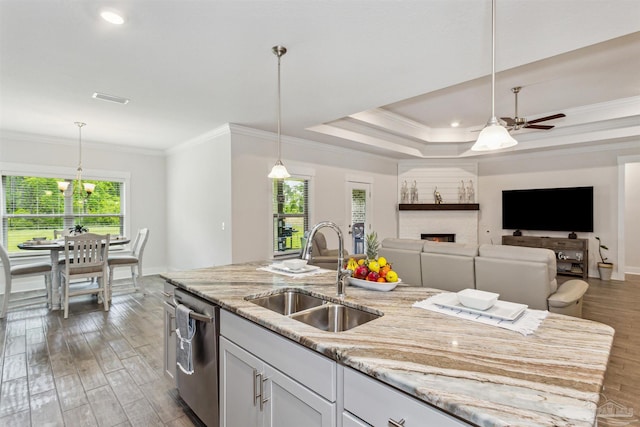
[301,221,351,298]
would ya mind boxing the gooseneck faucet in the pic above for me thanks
[301,221,351,298]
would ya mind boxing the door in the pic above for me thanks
[220,337,263,427]
[265,364,336,427]
[346,182,372,256]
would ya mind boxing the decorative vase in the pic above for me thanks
[597,263,613,281]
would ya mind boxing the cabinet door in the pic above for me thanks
[220,337,262,427]
[342,412,370,427]
[264,364,336,427]
[163,301,176,382]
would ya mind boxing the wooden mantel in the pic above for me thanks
[398,203,479,211]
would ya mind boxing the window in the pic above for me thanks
[2,175,124,253]
[273,178,309,255]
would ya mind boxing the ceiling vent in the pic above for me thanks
[92,92,130,105]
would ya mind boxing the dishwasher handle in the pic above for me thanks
[172,298,215,323]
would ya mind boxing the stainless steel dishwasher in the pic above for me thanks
[174,288,220,427]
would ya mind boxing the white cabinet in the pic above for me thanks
[342,367,470,427]
[162,282,177,382]
[220,311,336,427]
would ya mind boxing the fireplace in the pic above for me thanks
[421,233,455,242]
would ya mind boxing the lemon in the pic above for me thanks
[358,259,366,266]
[368,261,380,273]
[385,270,398,283]
[377,256,387,267]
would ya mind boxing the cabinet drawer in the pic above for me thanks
[545,239,585,250]
[343,368,470,427]
[501,236,541,248]
[221,310,336,402]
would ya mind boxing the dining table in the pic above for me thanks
[17,236,130,310]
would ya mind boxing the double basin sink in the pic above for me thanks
[246,289,382,332]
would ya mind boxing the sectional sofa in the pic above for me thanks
[378,238,589,317]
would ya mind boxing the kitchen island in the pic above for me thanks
[161,262,614,427]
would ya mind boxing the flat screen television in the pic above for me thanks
[502,186,594,232]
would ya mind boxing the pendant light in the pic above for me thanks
[268,45,291,179]
[471,0,517,151]
[57,122,95,198]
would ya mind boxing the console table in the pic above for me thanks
[502,235,588,280]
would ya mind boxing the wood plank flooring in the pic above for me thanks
[1,274,639,426]
[0,276,203,427]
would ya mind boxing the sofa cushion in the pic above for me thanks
[479,244,557,287]
[421,253,475,292]
[422,241,478,257]
[380,238,425,252]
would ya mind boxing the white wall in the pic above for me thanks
[228,126,398,264]
[478,143,640,280]
[0,132,167,290]
[165,127,233,271]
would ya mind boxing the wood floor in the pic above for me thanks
[0,276,203,427]
[1,274,639,426]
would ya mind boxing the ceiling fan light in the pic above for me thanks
[268,160,290,179]
[471,118,518,151]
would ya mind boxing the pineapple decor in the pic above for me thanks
[365,231,380,260]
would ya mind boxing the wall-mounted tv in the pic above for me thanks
[502,186,594,232]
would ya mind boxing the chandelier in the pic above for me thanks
[57,122,95,199]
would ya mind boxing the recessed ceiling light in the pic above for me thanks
[92,92,129,105]
[450,121,460,128]
[100,10,125,25]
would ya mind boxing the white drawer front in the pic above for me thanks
[343,368,470,427]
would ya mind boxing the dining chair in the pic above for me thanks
[108,228,149,299]
[1,243,52,318]
[60,233,110,319]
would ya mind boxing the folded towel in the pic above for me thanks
[175,304,196,375]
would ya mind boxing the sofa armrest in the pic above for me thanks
[548,279,589,308]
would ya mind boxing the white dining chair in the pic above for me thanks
[108,228,149,299]
[1,243,52,318]
[60,233,110,319]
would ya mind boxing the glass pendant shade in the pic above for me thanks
[472,117,518,151]
[268,160,290,179]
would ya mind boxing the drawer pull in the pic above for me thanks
[389,418,406,426]
[259,374,269,411]
[253,369,260,406]
[161,291,173,298]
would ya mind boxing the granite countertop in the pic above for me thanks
[161,262,614,427]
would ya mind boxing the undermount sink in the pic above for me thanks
[247,290,325,315]
[246,289,382,332]
[290,303,381,332]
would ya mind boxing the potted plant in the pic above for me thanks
[69,224,88,236]
[595,236,613,281]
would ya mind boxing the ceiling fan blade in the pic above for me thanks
[524,124,554,130]
[526,113,566,125]
[500,117,516,126]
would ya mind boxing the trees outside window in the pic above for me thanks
[2,175,123,252]
[273,178,308,255]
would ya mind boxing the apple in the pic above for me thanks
[366,271,380,282]
[354,265,369,279]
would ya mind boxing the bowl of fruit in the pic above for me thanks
[345,256,400,292]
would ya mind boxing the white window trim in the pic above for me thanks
[0,162,131,243]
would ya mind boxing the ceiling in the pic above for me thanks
[1,1,639,159]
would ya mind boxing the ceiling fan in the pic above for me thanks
[501,86,566,131]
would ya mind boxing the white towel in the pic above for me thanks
[175,304,196,375]
[412,296,548,336]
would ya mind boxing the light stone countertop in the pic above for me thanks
[161,262,614,427]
